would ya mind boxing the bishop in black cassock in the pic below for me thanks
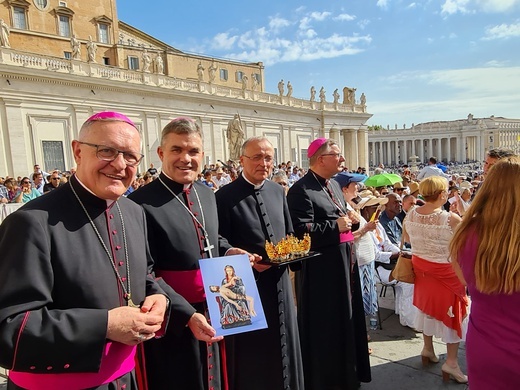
[216,137,303,390]
[287,138,371,390]
[0,114,175,389]
[129,117,238,390]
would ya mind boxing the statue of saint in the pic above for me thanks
[333,89,340,104]
[197,62,205,81]
[342,87,357,104]
[286,81,293,98]
[319,87,326,103]
[208,60,217,83]
[226,114,245,161]
[310,86,316,102]
[71,34,81,60]
[86,36,97,63]
[155,55,164,74]
[241,75,248,91]
[360,93,366,106]
[251,74,258,91]
[0,19,11,48]
[142,49,151,72]
[277,79,284,96]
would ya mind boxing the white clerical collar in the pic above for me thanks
[242,174,265,190]
[161,171,192,190]
[74,175,115,207]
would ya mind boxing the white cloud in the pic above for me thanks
[407,2,417,9]
[358,19,370,30]
[269,17,292,32]
[482,21,520,40]
[476,0,520,13]
[309,11,332,21]
[377,0,390,9]
[370,66,520,125]
[484,59,509,67]
[334,13,356,22]
[205,9,371,66]
[441,0,471,15]
[441,0,520,15]
[211,32,238,50]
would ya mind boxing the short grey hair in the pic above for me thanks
[240,136,273,156]
[161,117,202,146]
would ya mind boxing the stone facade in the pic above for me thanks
[0,0,371,176]
[368,115,520,166]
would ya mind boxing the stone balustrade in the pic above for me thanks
[0,46,367,114]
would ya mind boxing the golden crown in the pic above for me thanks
[265,234,311,263]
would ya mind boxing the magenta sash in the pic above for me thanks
[339,231,354,243]
[9,342,135,390]
[156,269,206,304]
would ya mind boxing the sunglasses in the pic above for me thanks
[51,178,60,181]
[22,181,30,184]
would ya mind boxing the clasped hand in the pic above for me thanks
[337,215,353,232]
[107,293,167,345]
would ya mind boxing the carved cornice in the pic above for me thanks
[94,15,112,24]
[53,6,74,17]
[7,0,31,8]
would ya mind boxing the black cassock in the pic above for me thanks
[216,175,304,390]
[287,170,371,390]
[0,177,170,389]
[129,173,231,390]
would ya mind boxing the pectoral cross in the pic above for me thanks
[203,234,214,258]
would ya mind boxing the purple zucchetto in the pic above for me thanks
[307,138,328,158]
[85,111,137,128]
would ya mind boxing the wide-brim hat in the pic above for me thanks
[459,181,472,190]
[408,182,420,195]
[358,195,389,209]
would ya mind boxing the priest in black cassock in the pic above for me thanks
[129,117,255,390]
[215,136,304,390]
[287,138,371,390]
[0,112,177,389]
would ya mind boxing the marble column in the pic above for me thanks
[342,128,358,170]
[357,129,369,170]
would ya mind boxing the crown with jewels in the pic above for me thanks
[265,234,311,263]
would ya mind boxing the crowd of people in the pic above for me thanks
[0,110,518,390]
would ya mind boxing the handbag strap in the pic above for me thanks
[400,217,407,251]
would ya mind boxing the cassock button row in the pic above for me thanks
[46,366,53,370]
[193,212,199,216]
[121,385,127,390]
[209,375,214,380]
[112,230,117,235]
[116,245,121,250]
[208,364,213,369]
[64,364,70,369]
[121,277,127,282]
[189,202,194,206]
[30,366,35,370]
[109,215,114,219]
[208,353,213,358]
[119,261,124,266]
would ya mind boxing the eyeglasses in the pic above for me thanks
[78,142,143,166]
[242,154,274,163]
[320,153,343,158]
[394,188,405,192]
[277,182,288,186]
[22,181,30,184]
[51,177,60,181]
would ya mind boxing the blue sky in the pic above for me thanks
[119,0,520,127]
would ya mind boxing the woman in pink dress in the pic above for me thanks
[450,156,520,390]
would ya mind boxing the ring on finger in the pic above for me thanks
[137,333,146,341]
